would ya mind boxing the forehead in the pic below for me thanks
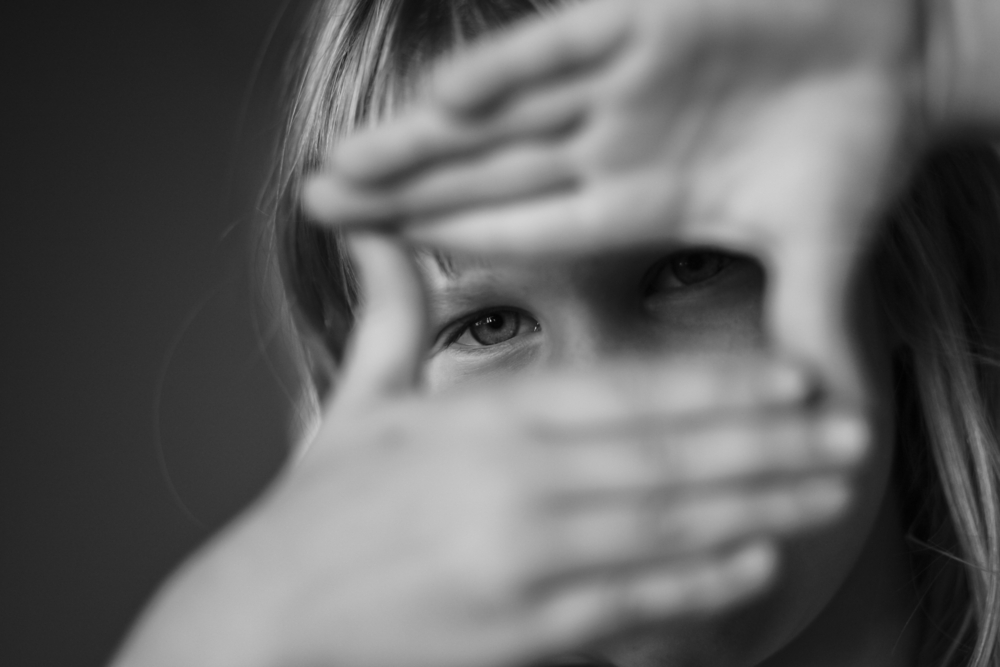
[414,249,524,309]
[414,248,574,290]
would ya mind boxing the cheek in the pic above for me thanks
[423,342,541,393]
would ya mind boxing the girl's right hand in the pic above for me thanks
[111,235,869,667]
[302,0,924,406]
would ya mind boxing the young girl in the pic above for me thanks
[111,1,1000,666]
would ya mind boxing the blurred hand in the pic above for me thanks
[112,234,869,667]
[302,0,932,391]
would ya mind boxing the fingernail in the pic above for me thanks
[823,415,869,462]
[301,175,334,219]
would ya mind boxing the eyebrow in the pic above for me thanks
[418,258,513,329]
[430,249,458,279]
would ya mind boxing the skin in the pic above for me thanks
[289,5,1000,655]
[303,0,1000,413]
[112,1,1000,665]
[303,0,928,397]
[110,235,881,667]
[415,242,908,667]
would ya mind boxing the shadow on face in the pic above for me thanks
[420,246,767,391]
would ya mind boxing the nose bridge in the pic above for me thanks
[543,296,641,370]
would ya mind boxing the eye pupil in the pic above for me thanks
[670,252,726,285]
[470,311,520,345]
[684,255,706,272]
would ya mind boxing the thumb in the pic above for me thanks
[766,224,868,405]
[332,232,429,413]
[756,84,900,405]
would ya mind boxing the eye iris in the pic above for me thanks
[670,252,725,285]
[469,311,520,346]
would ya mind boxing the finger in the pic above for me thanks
[405,191,579,252]
[434,0,630,115]
[534,540,777,646]
[509,354,812,430]
[329,109,476,186]
[329,74,592,185]
[333,233,428,412]
[542,410,869,496]
[762,108,898,398]
[402,169,685,255]
[306,140,577,225]
[392,140,577,212]
[769,235,859,393]
[760,181,882,413]
[539,476,848,577]
[723,72,904,401]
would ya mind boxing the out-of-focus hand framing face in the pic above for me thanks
[303,0,927,399]
[293,0,928,663]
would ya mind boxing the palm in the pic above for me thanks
[306,0,919,244]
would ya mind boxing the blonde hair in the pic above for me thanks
[261,1,1000,664]
[875,148,1000,666]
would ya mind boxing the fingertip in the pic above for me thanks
[346,232,423,304]
[335,233,429,408]
[300,173,338,223]
[821,412,872,465]
[328,136,363,174]
[302,172,401,227]
[730,540,780,591]
[331,133,391,182]
[767,359,817,403]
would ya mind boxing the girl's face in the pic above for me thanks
[423,248,766,387]
[417,246,905,666]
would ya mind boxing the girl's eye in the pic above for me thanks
[451,309,540,348]
[650,251,734,291]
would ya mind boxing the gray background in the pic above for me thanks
[4,2,301,664]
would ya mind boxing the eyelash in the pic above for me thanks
[644,249,736,294]
[444,308,541,350]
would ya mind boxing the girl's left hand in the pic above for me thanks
[110,235,870,667]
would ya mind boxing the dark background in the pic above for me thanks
[4,3,302,665]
